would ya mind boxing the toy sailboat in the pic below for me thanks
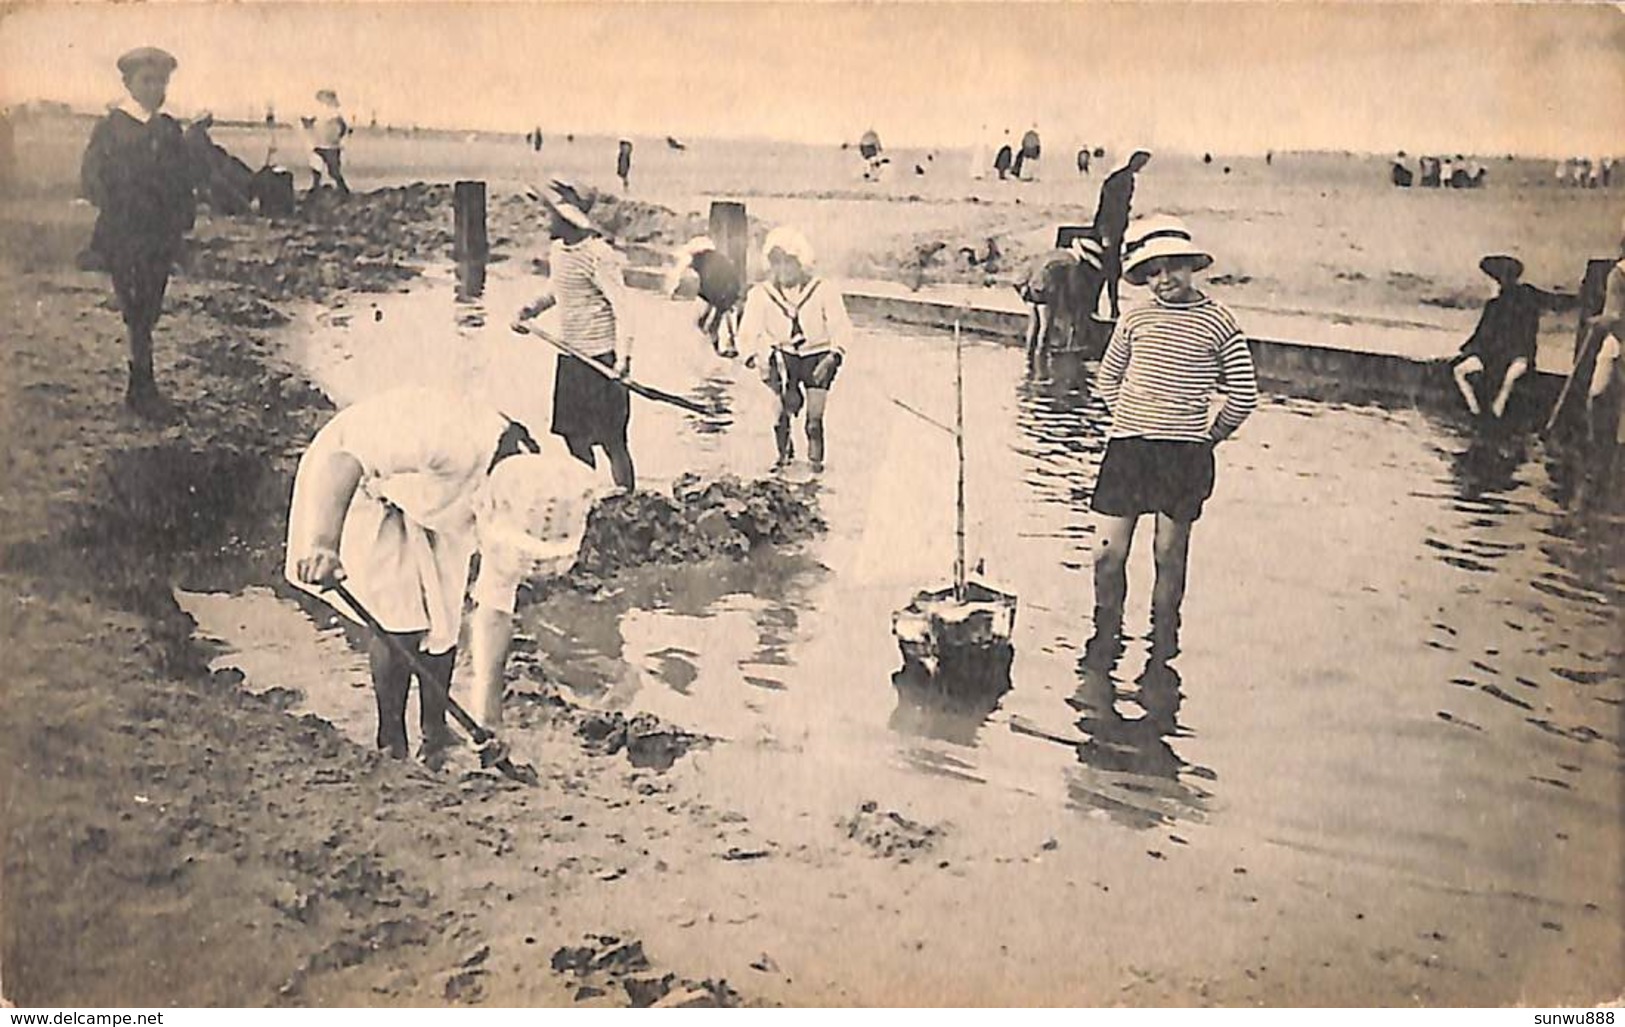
[890,317,1018,682]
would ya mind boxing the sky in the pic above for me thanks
[2,2,1623,157]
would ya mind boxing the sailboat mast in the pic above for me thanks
[954,317,967,603]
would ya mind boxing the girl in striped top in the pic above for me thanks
[1088,216,1258,665]
[515,181,637,491]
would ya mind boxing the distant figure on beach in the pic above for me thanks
[666,136,686,152]
[994,130,1014,181]
[1015,125,1041,181]
[1390,155,1414,188]
[674,235,743,356]
[1440,156,1457,189]
[302,88,351,195]
[527,127,543,152]
[0,106,14,196]
[738,227,853,474]
[1094,149,1151,319]
[1450,255,1569,423]
[1265,151,1273,167]
[616,139,633,191]
[1017,235,1106,363]
[514,181,638,491]
[1420,156,1441,188]
[79,46,198,418]
[1089,216,1258,665]
[1077,148,1092,176]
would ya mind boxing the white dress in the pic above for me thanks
[285,388,506,654]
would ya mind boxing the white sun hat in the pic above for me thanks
[1120,215,1213,286]
[763,226,815,269]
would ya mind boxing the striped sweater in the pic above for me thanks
[549,237,629,355]
[1096,294,1259,442]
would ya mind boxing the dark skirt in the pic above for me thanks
[550,351,630,457]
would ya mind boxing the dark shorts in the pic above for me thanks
[550,351,630,459]
[772,350,840,417]
[1090,437,1216,523]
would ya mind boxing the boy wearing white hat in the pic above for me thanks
[515,181,638,491]
[1089,216,1258,664]
[286,387,606,760]
[737,227,855,473]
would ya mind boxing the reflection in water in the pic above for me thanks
[1064,658,1213,830]
[455,258,487,328]
[888,657,1014,749]
[687,375,737,436]
[516,551,827,708]
[1012,359,1110,555]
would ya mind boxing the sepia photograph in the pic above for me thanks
[0,0,1621,1010]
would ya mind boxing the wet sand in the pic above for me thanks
[2,117,1621,1004]
[175,261,1623,1004]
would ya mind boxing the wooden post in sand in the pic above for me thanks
[454,180,488,261]
[709,201,748,283]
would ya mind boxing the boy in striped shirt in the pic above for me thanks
[1089,216,1258,664]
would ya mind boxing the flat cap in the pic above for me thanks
[117,46,178,76]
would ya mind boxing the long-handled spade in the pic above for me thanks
[512,321,715,415]
[326,582,540,786]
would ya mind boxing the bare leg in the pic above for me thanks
[1151,514,1194,656]
[1024,303,1044,361]
[1452,358,1484,417]
[1490,359,1529,419]
[1088,513,1138,663]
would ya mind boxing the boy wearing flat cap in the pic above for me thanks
[80,46,198,418]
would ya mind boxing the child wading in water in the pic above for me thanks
[513,180,637,491]
[1089,216,1258,665]
[738,227,854,473]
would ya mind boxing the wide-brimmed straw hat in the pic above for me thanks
[117,47,177,77]
[763,226,815,269]
[480,453,609,565]
[1121,215,1213,285]
[1069,236,1105,272]
[1478,254,1524,282]
[526,179,596,232]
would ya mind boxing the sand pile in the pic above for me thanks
[550,934,745,1007]
[492,191,707,252]
[839,801,945,862]
[573,475,824,579]
[188,183,457,301]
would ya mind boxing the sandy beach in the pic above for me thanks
[1,108,1622,1008]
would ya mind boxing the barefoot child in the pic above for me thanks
[737,227,854,473]
[1089,216,1258,664]
[1450,255,1567,422]
[514,181,638,491]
